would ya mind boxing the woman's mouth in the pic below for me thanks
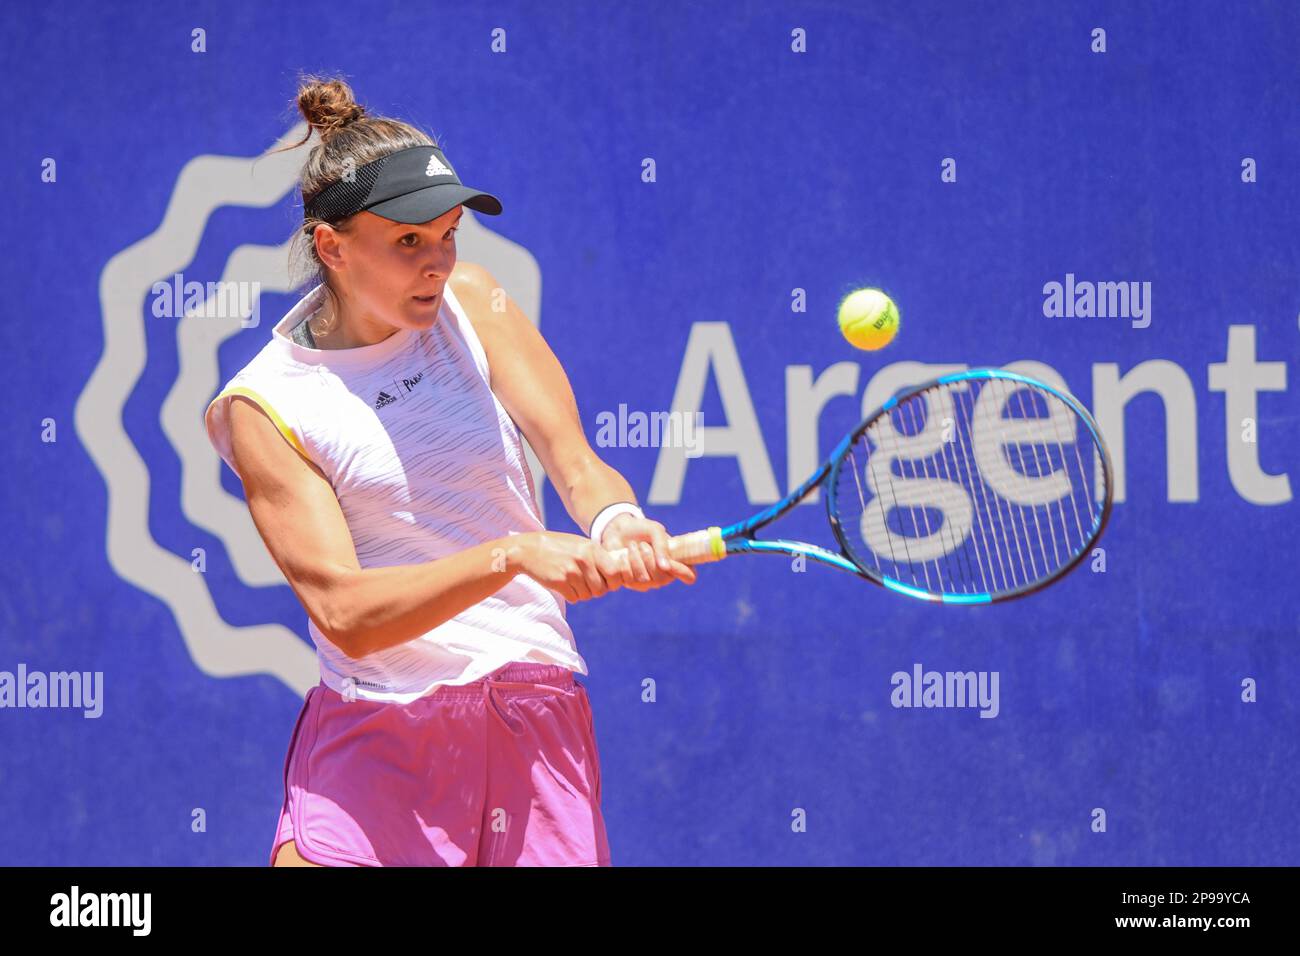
[413,293,439,305]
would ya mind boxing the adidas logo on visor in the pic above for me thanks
[425,155,454,177]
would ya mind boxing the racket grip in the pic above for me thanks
[606,526,726,570]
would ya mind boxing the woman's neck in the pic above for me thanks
[310,295,398,350]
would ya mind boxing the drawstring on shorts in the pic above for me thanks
[480,676,569,736]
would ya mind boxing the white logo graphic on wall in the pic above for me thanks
[76,123,547,696]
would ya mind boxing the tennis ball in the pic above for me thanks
[837,288,899,351]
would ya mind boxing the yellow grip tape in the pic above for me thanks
[708,526,725,560]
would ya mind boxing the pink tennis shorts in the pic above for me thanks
[270,662,610,866]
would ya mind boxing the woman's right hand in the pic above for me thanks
[507,531,629,603]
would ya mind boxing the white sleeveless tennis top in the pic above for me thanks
[204,281,583,703]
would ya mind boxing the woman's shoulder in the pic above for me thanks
[448,260,497,321]
[447,260,512,362]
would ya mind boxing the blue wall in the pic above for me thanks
[3,0,1297,865]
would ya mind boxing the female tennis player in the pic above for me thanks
[204,76,696,867]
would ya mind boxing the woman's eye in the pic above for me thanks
[400,227,457,247]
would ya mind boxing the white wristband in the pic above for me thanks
[589,502,644,547]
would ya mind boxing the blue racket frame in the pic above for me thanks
[711,368,1115,605]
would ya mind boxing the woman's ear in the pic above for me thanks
[314,223,345,271]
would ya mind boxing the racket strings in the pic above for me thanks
[899,397,977,592]
[1004,379,1092,577]
[944,390,1000,592]
[950,403,1001,593]
[954,385,1018,592]
[833,375,1105,598]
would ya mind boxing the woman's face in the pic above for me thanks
[314,204,463,336]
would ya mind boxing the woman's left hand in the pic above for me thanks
[598,515,697,591]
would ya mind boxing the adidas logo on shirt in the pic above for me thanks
[374,367,431,410]
[424,155,454,178]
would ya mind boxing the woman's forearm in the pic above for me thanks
[328,535,528,659]
[328,455,637,660]
[561,456,640,535]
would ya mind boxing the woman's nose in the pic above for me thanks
[425,249,455,274]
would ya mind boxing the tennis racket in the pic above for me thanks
[609,368,1114,604]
